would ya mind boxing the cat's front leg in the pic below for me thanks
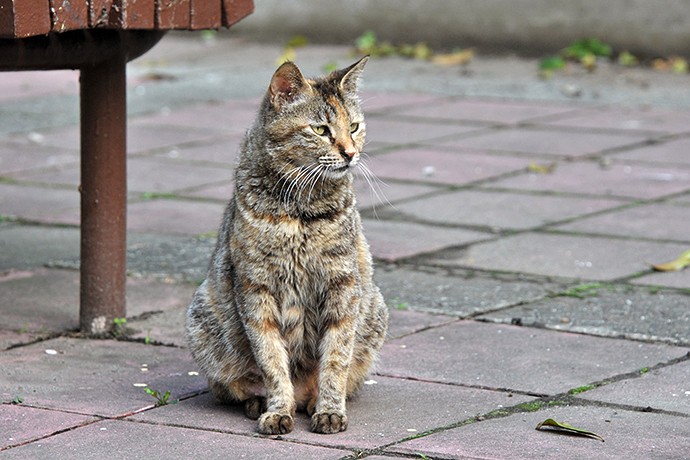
[239,286,296,435]
[311,292,359,434]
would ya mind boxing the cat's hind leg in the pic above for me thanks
[208,377,267,420]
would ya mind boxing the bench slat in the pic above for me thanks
[51,0,89,32]
[156,0,190,29]
[0,0,51,37]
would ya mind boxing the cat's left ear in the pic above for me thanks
[337,56,369,94]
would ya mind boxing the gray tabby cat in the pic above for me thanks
[186,57,388,435]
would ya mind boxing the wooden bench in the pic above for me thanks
[0,0,254,334]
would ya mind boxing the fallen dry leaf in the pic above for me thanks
[432,49,475,66]
[536,418,604,442]
[651,249,690,272]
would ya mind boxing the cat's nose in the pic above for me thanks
[339,146,357,163]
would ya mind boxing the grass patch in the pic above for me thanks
[568,384,596,395]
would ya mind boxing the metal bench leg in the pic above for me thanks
[79,52,127,334]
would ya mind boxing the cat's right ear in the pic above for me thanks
[269,61,311,110]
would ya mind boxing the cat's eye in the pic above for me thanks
[312,125,329,136]
[349,122,360,133]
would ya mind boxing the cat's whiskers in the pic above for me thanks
[356,154,393,216]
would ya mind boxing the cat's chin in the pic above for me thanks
[324,166,352,180]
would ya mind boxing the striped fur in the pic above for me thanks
[186,57,388,435]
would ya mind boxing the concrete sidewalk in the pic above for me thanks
[1,35,689,459]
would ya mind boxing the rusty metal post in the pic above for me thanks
[79,51,127,334]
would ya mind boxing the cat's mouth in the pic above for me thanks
[325,164,352,178]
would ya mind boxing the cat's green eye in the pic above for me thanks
[312,125,329,136]
[350,122,360,133]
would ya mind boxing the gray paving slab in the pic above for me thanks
[387,98,576,125]
[388,405,690,460]
[395,189,625,230]
[378,321,687,395]
[486,161,690,199]
[0,183,79,226]
[581,359,690,415]
[353,177,439,211]
[0,268,195,335]
[435,127,649,158]
[630,270,690,290]
[153,136,243,165]
[0,405,94,450]
[0,337,205,416]
[129,376,530,450]
[0,224,80,271]
[479,285,690,346]
[367,148,530,186]
[363,219,491,262]
[0,143,78,175]
[360,92,445,113]
[128,199,226,236]
[386,309,457,339]
[12,157,234,195]
[425,232,690,281]
[0,330,44,352]
[8,123,223,155]
[554,203,690,243]
[374,266,559,316]
[1,419,348,460]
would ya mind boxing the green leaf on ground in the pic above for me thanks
[651,249,690,272]
[536,418,605,442]
[562,38,612,59]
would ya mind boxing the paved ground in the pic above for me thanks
[1,34,689,459]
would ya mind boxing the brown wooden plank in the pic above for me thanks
[89,0,114,27]
[50,0,89,32]
[190,0,221,30]
[0,0,51,38]
[108,0,155,29]
[156,0,190,29]
[221,0,253,27]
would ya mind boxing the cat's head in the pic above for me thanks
[260,57,369,181]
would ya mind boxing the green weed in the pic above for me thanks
[144,388,173,406]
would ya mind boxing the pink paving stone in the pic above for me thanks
[363,219,491,262]
[353,176,438,210]
[133,100,258,135]
[155,136,243,164]
[365,118,481,145]
[486,161,690,199]
[378,321,686,395]
[0,337,206,417]
[0,143,78,175]
[367,148,530,185]
[8,123,222,154]
[129,376,529,450]
[429,232,689,280]
[581,360,690,415]
[396,189,625,230]
[613,137,690,165]
[0,70,78,102]
[128,199,225,236]
[389,405,690,460]
[390,98,576,124]
[436,127,649,157]
[539,106,690,134]
[180,181,234,201]
[360,92,446,113]
[555,203,690,242]
[0,405,94,450]
[1,419,347,459]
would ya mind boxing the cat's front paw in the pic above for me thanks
[311,411,348,434]
[258,411,294,435]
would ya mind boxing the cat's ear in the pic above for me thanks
[337,56,369,94]
[269,61,311,110]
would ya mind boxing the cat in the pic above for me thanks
[186,56,388,435]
